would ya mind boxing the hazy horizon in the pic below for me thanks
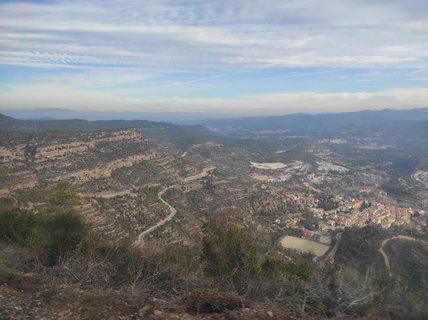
[2,106,428,124]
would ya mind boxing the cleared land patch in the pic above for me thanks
[280,235,330,257]
[250,162,287,170]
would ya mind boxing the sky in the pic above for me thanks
[0,0,428,116]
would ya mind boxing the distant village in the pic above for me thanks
[249,159,428,247]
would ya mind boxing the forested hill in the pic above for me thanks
[0,112,204,133]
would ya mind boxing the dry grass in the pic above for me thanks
[280,236,330,257]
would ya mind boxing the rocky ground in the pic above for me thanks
[0,286,301,320]
[0,269,300,320]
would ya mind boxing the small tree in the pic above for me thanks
[39,181,80,207]
[0,208,40,246]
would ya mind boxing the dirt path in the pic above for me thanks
[83,189,135,199]
[379,235,428,276]
[183,166,216,182]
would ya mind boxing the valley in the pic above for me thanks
[1,109,428,319]
[1,112,427,248]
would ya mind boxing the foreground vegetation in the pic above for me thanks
[1,182,427,319]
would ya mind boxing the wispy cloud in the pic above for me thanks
[1,0,427,70]
[0,0,427,113]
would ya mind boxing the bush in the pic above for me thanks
[78,236,148,286]
[38,181,80,207]
[6,181,87,265]
[0,208,41,246]
[41,209,87,266]
[261,254,313,282]
[202,219,259,293]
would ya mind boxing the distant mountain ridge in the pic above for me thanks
[0,108,230,123]
[2,107,428,148]
[202,108,428,136]
[0,112,216,147]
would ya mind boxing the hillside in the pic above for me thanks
[0,112,216,147]
[0,128,220,244]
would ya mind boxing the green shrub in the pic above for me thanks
[261,257,288,279]
[261,255,313,282]
[202,219,259,293]
[38,181,80,207]
[41,209,87,266]
[0,208,41,246]
[0,188,88,266]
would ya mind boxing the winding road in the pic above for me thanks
[136,185,178,247]
[135,166,216,248]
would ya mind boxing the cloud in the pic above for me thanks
[0,0,427,115]
[0,0,427,71]
[0,84,123,110]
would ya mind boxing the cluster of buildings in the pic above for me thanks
[302,228,332,245]
[249,156,428,236]
[311,199,427,231]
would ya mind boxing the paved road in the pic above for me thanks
[325,232,342,261]
[136,185,178,247]
[135,166,216,248]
